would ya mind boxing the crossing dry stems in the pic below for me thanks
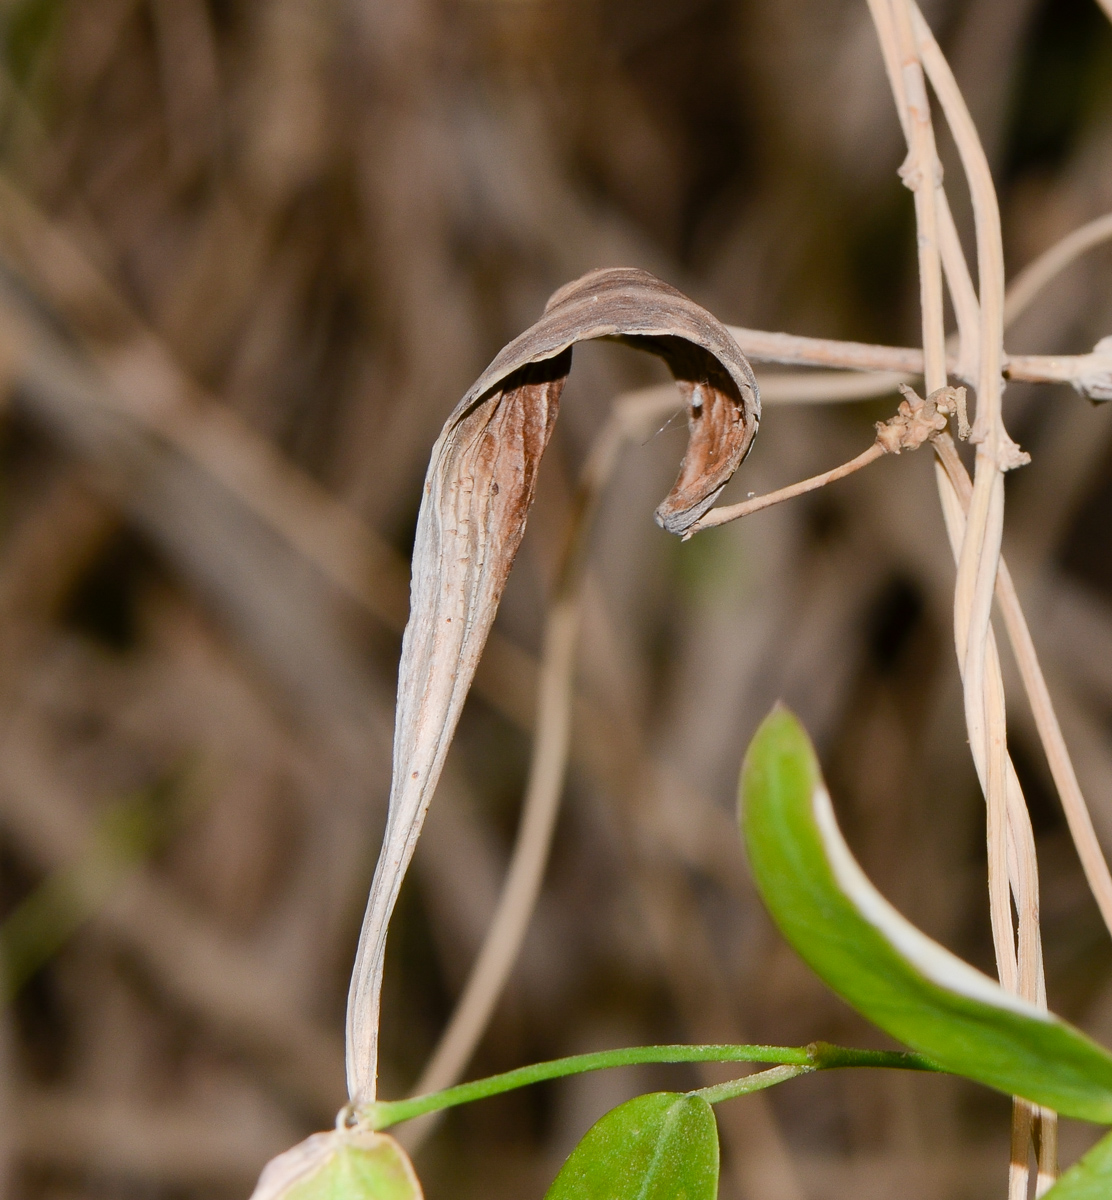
[2,3,1112,1198]
[358,7,1112,1198]
[392,196,1112,1163]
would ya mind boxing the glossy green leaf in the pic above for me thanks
[250,1130,422,1200]
[1044,1130,1112,1198]
[545,1091,719,1200]
[739,706,1112,1123]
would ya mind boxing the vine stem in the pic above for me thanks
[868,5,1046,1195]
[1003,211,1112,329]
[361,1043,937,1130]
[686,443,885,535]
[721,325,1109,392]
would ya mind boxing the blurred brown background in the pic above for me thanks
[1,1,1112,1198]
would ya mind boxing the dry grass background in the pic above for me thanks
[1,0,1112,1198]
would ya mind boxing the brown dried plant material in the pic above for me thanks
[345,267,759,1103]
[873,384,960,454]
[687,383,962,536]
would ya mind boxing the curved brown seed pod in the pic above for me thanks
[346,267,759,1102]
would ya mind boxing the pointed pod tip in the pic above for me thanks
[745,704,816,767]
[739,704,824,829]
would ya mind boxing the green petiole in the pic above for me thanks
[690,1063,815,1104]
[361,1041,939,1130]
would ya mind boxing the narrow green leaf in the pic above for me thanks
[1043,1130,1112,1198]
[739,706,1112,1123]
[250,1131,422,1200]
[545,1092,719,1200]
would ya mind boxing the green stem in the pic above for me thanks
[362,1042,938,1130]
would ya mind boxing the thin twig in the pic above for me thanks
[627,370,914,415]
[760,369,913,403]
[401,460,602,1140]
[1003,211,1112,329]
[687,443,885,534]
[722,323,1109,393]
[937,193,982,384]
[688,382,955,536]
[615,222,1112,417]
[933,436,1112,937]
[397,594,580,1151]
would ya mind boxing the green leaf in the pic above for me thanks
[739,706,1112,1124]
[545,1092,719,1200]
[251,1131,422,1200]
[1044,1130,1112,1198]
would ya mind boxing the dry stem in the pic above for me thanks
[1003,211,1112,329]
[870,3,1047,1192]
[687,443,885,533]
[933,436,1112,938]
[687,382,953,534]
[724,324,1109,395]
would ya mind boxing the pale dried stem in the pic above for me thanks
[931,460,1042,966]
[913,6,1051,1190]
[936,194,982,383]
[623,241,1109,409]
[1004,211,1112,329]
[907,0,1047,987]
[625,372,915,414]
[759,370,913,403]
[688,443,885,533]
[871,0,1016,998]
[935,439,1103,1197]
[888,0,947,396]
[872,2,1043,1191]
[399,594,579,1153]
[725,325,1107,391]
[933,436,1112,937]
[933,451,1057,1194]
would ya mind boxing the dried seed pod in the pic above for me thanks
[346,267,759,1101]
